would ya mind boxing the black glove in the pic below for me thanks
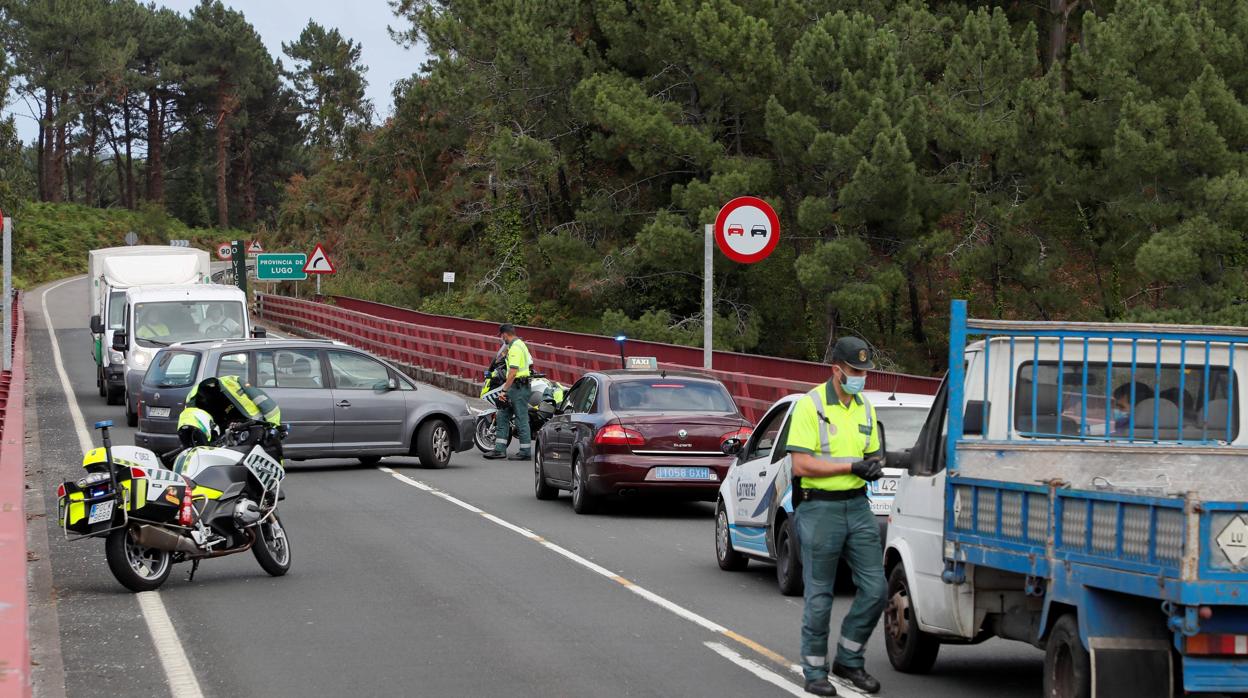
[851,459,884,482]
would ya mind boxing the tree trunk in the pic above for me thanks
[241,134,255,223]
[85,107,98,206]
[906,270,927,346]
[1047,0,1077,68]
[122,94,135,208]
[215,84,232,228]
[104,122,125,208]
[146,92,164,204]
[50,91,67,202]
[37,89,48,200]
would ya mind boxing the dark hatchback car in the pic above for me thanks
[134,338,475,468]
[532,369,753,514]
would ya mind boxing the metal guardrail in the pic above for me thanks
[256,293,842,422]
[0,290,29,697]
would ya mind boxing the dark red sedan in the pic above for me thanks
[532,369,752,514]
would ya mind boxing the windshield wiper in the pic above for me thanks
[142,339,172,347]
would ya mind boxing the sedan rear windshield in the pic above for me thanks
[143,350,201,388]
[609,379,737,413]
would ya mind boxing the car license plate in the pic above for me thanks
[88,500,115,524]
[870,476,899,495]
[652,466,713,481]
[148,406,171,418]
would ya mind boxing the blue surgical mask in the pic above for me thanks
[1112,408,1128,421]
[842,374,866,395]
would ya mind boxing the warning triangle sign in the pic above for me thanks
[303,243,336,274]
[248,240,263,254]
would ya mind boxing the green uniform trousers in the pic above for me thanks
[495,383,532,454]
[795,495,887,681]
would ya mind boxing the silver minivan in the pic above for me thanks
[134,338,475,468]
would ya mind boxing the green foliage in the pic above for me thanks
[283,21,372,154]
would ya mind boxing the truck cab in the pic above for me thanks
[884,301,1248,697]
[112,284,263,427]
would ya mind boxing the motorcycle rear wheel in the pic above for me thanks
[105,527,172,592]
[252,512,291,577]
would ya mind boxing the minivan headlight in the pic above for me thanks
[133,352,149,368]
[109,350,124,364]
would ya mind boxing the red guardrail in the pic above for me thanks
[0,291,29,697]
[327,294,942,394]
[258,293,937,422]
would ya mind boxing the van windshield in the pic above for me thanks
[144,351,201,388]
[134,301,245,347]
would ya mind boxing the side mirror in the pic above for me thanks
[886,449,912,470]
[90,315,104,334]
[388,378,399,391]
[251,326,267,338]
[111,331,128,352]
[721,438,744,456]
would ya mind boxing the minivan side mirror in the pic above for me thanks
[251,326,267,338]
[111,331,128,352]
[886,449,912,470]
[90,315,104,334]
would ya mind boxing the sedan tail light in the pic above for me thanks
[720,427,754,444]
[594,424,645,446]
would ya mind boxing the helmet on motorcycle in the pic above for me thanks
[177,407,219,447]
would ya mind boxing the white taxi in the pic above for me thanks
[714,389,934,595]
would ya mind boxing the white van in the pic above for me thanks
[112,284,264,426]
[88,246,211,404]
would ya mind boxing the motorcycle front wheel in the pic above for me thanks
[474,414,512,453]
[105,527,172,592]
[252,512,291,577]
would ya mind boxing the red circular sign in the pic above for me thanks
[714,196,780,264]
[216,243,233,260]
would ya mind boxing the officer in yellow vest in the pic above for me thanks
[484,324,535,461]
[784,336,886,696]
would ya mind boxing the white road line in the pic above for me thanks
[41,278,205,698]
[378,467,821,694]
[704,642,808,697]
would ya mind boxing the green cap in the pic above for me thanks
[831,336,875,370]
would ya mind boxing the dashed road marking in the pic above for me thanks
[42,277,204,698]
[376,465,871,697]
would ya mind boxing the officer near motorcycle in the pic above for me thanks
[484,324,535,461]
[784,336,887,696]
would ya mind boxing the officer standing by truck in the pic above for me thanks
[784,336,887,696]
[484,324,535,461]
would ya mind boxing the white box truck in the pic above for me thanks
[110,283,265,426]
[88,246,211,404]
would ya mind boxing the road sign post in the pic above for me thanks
[443,271,455,294]
[2,213,10,371]
[704,197,781,370]
[231,240,247,295]
[256,253,308,281]
[303,244,335,296]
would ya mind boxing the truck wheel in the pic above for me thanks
[884,564,941,673]
[775,517,804,596]
[1043,614,1090,698]
[715,501,748,571]
[416,419,452,469]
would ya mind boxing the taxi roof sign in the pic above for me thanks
[625,356,658,371]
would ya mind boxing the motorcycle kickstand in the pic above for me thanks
[187,558,201,582]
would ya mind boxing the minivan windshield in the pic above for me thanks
[143,350,201,388]
[133,300,245,347]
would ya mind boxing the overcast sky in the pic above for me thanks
[5,0,429,142]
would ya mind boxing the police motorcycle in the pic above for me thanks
[56,376,292,592]
[472,354,567,453]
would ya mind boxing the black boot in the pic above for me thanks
[832,664,880,694]
[508,451,531,461]
[483,450,506,460]
[804,678,837,696]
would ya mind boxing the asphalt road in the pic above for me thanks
[25,276,1044,697]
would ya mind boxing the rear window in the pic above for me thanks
[143,351,201,388]
[609,379,737,413]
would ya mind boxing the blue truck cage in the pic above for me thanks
[942,300,1248,694]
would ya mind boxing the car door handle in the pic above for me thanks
[757,471,767,477]
[336,400,351,408]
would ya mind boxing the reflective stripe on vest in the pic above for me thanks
[805,388,874,457]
